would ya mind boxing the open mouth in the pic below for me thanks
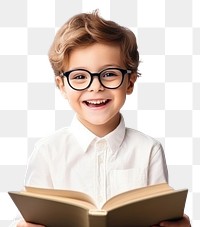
[84,99,110,107]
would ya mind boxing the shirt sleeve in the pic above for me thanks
[9,142,53,226]
[148,143,168,185]
[25,142,53,188]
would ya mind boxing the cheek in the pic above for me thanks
[62,85,74,100]
[64,90,81,106]
[65,92,73,103]
[114,89,127,106]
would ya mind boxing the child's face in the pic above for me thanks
[56,43,136,136]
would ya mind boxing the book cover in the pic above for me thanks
[9,183,188,227]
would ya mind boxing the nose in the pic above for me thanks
[87,76,104,92]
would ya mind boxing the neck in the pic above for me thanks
[77,114,121,137]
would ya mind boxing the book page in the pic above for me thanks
[102,183,174,210]
[25,186,96,208]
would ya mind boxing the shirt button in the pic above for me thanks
[96,139,107,150]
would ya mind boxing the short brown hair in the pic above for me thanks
[48,10,140,78]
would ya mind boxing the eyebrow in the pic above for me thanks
[67,64,123,72]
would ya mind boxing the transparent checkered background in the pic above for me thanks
[0,0,199,226]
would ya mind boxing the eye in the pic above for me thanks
[103,72,117,78]
[70,72,88,80]
[101,70,120,80]
[73,74,86,80]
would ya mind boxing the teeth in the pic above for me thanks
[86,100,107,105]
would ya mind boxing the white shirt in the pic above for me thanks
[25,115,168,208]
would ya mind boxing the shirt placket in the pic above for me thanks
[95,139,107,208]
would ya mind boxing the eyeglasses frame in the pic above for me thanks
[60,67,132,91]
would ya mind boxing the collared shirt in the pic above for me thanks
[25,115,168,208]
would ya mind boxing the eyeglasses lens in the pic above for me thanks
[68,69,123,90]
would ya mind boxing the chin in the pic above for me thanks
[88,119,108,126]
[84,116,111,125]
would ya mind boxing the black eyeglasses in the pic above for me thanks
[60,68,132,91]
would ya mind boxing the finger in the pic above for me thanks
[17,220,45,227]
[159,219,188,227]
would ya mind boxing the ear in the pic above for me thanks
[126,73,137,95]
[55,76,68,99]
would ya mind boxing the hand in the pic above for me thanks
[152,214,191,227]
[17,220,45,227]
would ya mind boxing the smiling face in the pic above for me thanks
[56,43,136,137]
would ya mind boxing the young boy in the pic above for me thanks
[15,11,190,227]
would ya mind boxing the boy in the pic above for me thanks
[15,11,190,227]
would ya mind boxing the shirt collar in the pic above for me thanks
[104,116,125,153]
[71,114,126,153]
[71,115,96,153]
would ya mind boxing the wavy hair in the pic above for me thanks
[48,10,140,79]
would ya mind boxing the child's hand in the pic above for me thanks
[152,214,191,227]
[17,220,45,227]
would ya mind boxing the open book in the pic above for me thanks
[9,183,188,227]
